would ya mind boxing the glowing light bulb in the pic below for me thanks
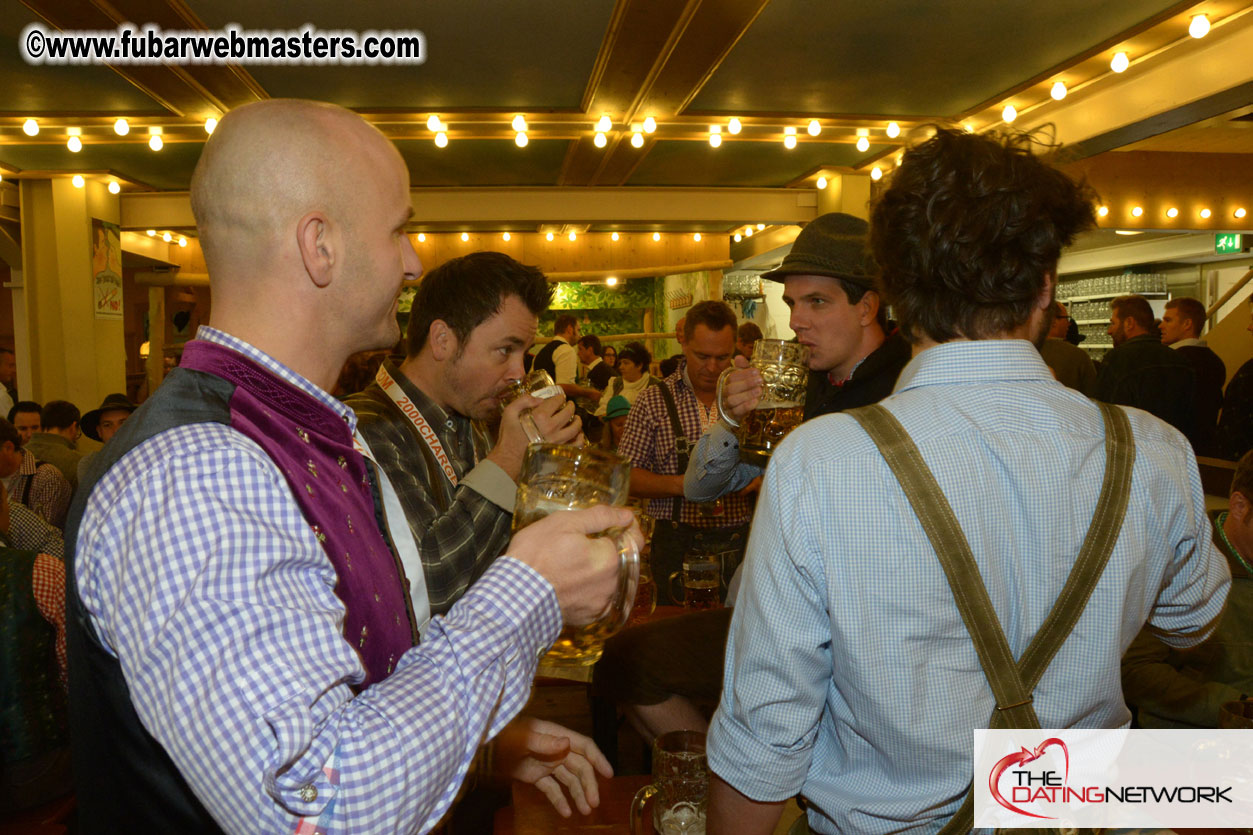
[435,132,448,148]
[568,231,577,242]
[1200,208,1211,219]
[162,232,172,242]
[427,115,442,131]
[146,229,156,237]
[113,118,129,136]
[693,233,701,242]
[709,132,722,148]
[807,120,821,137]
[886,122,901,139]
[108,181,120,195]
[652,232,661,242]
[631,131,644,148]
[178,236,187,247]
[1131,206,1143,217]
[67,136,82,153]
[1236,208,1248,219]
[511,115,527,132]
[502,232,511,242]
[756,223,765,231]
[870,167,883,181]
[745,227,754,237]
[1097,206,1109,217]
[816,176,828,190]
[727,117,742,135]
[611,232,619,241]
[149,134,163,151]
[963,123,975,133]
[1166,207,1178,218]
[1051,81,1067,101]
[856,136,870,152]
[1110,51,1129,73]
[417,233,426,242]
[1002,104,1017,123]
[22,119,38,137]
[515,131,528,148]
[460,232,470,242]
[1189,14,1210,38]
[595,115,612,132]
[606,277,618,287]
[594,132,607,148]
[205,117,219,134]
[71,174,85,188]
[546,232,555,242]
[643,116,657,133]
[733,233,742,242]
[783,134,797,150]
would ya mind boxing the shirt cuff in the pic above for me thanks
[707,710,814,803]
[463,459,518,512]
[463,556,563,655]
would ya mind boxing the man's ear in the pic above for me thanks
[428,320,457,362]
[1231,490,1251,526]
[856,291,881,327]
[296,211,335,289]
[1040,269,1059,311]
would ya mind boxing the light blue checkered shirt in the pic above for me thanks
[708,339,1231,834]
[75,326,561,834]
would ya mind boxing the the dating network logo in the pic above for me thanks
[990,737,1100,820]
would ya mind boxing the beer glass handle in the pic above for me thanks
[668,570,685,605]
[715,366,739,429]
[519,409,544,444]
[607,528,641,630]
[629,784,658,835]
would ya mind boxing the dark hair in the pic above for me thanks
[618,341,651,368]
[869,127,1097,344]
[1110,295,1155,332]
[553,314,578,337]
[0,418,18,449]
[1166,297,1207,336]
[0,348,13,358]
[8,401,40,423]
[1234,450,1253,503]
[683,301,737,342]
[40,399,81,431]
[405,251,553,356]
[578,334,603,356]
[737,322,763,342]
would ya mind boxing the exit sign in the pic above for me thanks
[1216,233,1244,254]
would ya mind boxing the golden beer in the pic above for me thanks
[717,339,811,465]
[739,402,805,463]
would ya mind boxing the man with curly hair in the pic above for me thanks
[706,128,1231,834]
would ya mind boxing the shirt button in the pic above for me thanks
[298,785,318,802]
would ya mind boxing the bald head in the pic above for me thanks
[191,99,403,280]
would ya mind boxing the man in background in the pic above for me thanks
[577,334,616,391]
[75,394,138,486]
[0,418,70,529]
[8,402,42,446]
[0,348,16,417]
[1038,301,1096,395]
[1096,294,1195,438]
[735,322,762,358]
[24,401,85,491]
[1159,296,1226,456]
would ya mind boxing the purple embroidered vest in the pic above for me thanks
[180,340,416,686]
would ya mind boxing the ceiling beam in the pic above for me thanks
[120,187,822,229]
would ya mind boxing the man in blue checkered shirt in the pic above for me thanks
[706,128,1232,834]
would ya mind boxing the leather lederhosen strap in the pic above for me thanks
[656,381,691,523]
[848,401,1135,835]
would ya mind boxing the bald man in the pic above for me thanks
[65,100,635,834]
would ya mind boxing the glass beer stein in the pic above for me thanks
[513,444,640,667]
[499,369,564,444]
[716,338,811,465]
[668,557,722,611]
[631,730,709,835]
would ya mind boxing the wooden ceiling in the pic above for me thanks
[1,0,1251,234]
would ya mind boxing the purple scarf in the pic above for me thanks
[180,340,416,686]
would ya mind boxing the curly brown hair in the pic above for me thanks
[869,127,1097,344]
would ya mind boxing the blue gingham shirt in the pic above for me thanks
[75,327,561,834]
[708,339,1231,834]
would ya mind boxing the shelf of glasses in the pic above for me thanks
[1061,292,1169,303]
[1075,319,1109,325]
[1080,343,1113,351]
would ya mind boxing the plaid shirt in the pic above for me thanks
[3,449,71,529]
[347,362,515,617]
[6,498,65,558]
[619,368,751,527]
[75,327,560,834]
[31,552,67,691]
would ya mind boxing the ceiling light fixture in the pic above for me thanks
[596,115,612,132]
[1200,208,1211,219]
[1166,207,1179,218]
[568,231,577,242]
[1051,81,1067,101]
[1189,14,1210,38]
[1115,230,1143,236]
[886,121,901,139]
[963,123,975,133]
[606,277,618,287]
[643,116,657,133]
[205,117,218,134]
[148,126,163,151]
[502,232,511,241]
[1131,206,1143,217]
[611,232,619,241]
[113,118,129,136]
[546,232,555,241]
[417,233,426,242]
[652,232,661,242]
[71,174,84,188]
[515,131,528,147]
[461,232,469,242]
[108,181,120,195]
[693,233,701,242]
[709,125,722,148]
[807,120,821,137]
[67,135,82,153]
[511,115,527,132]
[22,119,39,137]
[756,223,765,231]
[870,167,883,181]
[426,115,443,131]
[816,176,828,190]
[745,227,754,237]
[727,117,742,135]
[1097,206,1109,217]
[1110,51,1129,73]
[631,129,644,148]
[1001,104,1017,123]
[146,229,156,237]
[733,233,742,242]
[178,236,187,247]
[162,232,172,242]
[435,131,448,148]
[856,136,870,152]
[1236,208,1248,219]
[783,127,797,150]
[594,131,607,148]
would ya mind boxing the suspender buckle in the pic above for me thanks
[996,696,1034,711]
[674,438,691,457]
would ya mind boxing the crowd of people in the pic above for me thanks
[1,99,1249,834]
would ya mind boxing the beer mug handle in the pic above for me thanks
[518,409,544,445]
[629,784,658,834]
[608,528,641,629]
[668,569,686,605]
[715,366,740,429]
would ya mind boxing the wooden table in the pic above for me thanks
[493,774,654,834]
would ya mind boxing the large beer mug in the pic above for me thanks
[630,730,708,835]
[513,444,640,667]
[716,338,811,464]
[668,557,722,611]
[499,369,564,444]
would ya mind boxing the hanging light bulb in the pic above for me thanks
[149,134,164,151]
[511,115,527,132]
[205,117,218,134]
[67,135,82,153]
[113,118,129,136]
[756,223,765,231]
[460,232,470,242]
[727,117,742,135]
[611,232,619,241]
[870,167,883,181]
[886,121,901,139]
[631,130,644,148]
[783,127,797,150]
[1189,14,1210,38]
[652,232,661,242]
[595,115,612,132]
[745,226,754,237]
[427,115,443,131]
[1051,81,1067,101]
[643,116,657,133]
[1166,207,1179,218]
[709,125,722,148]
[856,136,870,152]
[146,229,156,237]
[568,231,577,242]
[1200,208,1211,219]
[546,231,555,241]
[1110,51,1129,73]
[594,131,607,148]
[807,120,821,137]
[1097,206,1109,217]
[71,174,85,188]
[108,181,120,195]
[435,131,448,148]
[1131,206,1143,217]
[178,236,188,247]
[1001,104,1017,123]
[606,277,618,287]
[502,232,511,242]
[417,233,426,242]
[1236,208,1247,219]
[733,233,742,242]
[515,131,528,148]
[693,233,701,242]
[816,176,828,190]
[162,232,172,242]
[22,119,39,137]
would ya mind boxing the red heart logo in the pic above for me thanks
[989,738,1069,820]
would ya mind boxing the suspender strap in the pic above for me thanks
[656,381,690,521]
[847,401,1135,835]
